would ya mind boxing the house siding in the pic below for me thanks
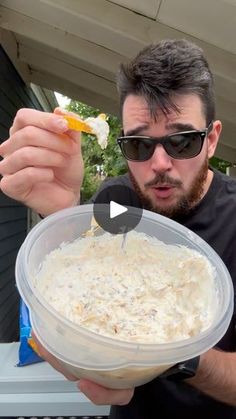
[0,46,42,342]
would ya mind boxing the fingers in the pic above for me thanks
[54,106,75,116]
[0,107,84,215]
[0,146,69,175]
[0,167,54,201]
[0,107,82,162]
[10,108,69,136]
[53,107,83,141]
[0,125,80,158]
[78,379,134,406]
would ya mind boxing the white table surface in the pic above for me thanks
[0,342,109,417]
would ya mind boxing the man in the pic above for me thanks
[0,39,235,417]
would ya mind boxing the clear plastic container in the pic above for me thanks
[15,204,234,389]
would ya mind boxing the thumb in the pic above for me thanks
[54,107,82,142]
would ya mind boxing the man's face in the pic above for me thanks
[122,94,219,218]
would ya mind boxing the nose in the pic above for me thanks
[150,145,173,172]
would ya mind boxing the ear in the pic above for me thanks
[207,120,222,158]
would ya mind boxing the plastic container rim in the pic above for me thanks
[15,204,234,367]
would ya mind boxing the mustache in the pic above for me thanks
[144,173,182,188]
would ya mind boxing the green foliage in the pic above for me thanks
[81,166,102,202]
[210,156,231,173]
[67,100,127,201]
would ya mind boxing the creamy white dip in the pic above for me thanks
[85,115,109,149]
[34,231,217,344]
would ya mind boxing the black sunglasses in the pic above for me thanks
[117,122,213,162]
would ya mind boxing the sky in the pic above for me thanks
[55,92,71,108]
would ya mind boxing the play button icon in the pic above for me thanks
[93,184,143,235]
[110,201,128,219]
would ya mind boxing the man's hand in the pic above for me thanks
[0,108,84,216]
[78,379,134,406]
[32,331,134,406]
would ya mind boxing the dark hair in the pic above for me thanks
[117,39,215,124]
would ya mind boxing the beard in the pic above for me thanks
[129,157,209,219]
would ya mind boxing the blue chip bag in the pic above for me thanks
[17,299,44,366]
